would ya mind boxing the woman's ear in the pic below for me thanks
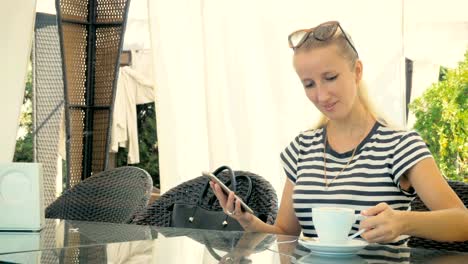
[354,59,363,83]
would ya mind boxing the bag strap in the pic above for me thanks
[204,238,222,260]
[213,165,237,191]
[225,175,253,202]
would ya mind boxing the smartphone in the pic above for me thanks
[202,171,254,214]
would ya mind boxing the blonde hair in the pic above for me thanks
[293,28,387,129]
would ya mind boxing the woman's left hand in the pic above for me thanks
[359,202,406,243]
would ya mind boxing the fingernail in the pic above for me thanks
[362,210,367,214]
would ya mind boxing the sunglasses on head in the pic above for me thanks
[288,21,359,57]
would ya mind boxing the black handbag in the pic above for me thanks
[169,166,253,231]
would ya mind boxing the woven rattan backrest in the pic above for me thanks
[45,166,153,224]
[133,170,278,228]
[409,180,468,252]
[56,0,130,188]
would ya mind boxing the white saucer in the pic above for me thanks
[298,238,368,256]
[297,254,367,264]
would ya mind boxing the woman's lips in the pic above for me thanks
[323,102,337,112]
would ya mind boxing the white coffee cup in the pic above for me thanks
[312,207,365,244]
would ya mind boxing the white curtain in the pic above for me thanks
[148,0,404,195]
[0,0,37,162]
[148,1,403,262]
[404,0,468,68]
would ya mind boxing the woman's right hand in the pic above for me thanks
[209,181,255,230]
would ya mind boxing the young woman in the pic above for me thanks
[210,21,468,243]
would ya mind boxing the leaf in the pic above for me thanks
[409,49,468,181]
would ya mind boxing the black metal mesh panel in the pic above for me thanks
[91,110,110,173]
[39,214,60,264]
[63,231,81,264]
[60,19,87,186]
[69,109,85,187]
[34,14,64,264]
[61,244,107,264]
[60,0,89,22]
[57,0,131,185]
[62,23,88,106]
[94,26,122,106]
[62,222,107,264]
[33,13,64,210]
[96,0,127,23]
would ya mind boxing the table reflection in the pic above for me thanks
[0,220,467,264]
[276,239,468,264]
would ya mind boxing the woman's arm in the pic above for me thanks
[210,178,301,236]
[361,158,468,242]
[400,157,467,241]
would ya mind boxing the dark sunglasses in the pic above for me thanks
[288,21,359,58]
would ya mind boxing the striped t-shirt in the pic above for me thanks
[280,121,432,239]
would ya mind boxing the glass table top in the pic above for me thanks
[0,219,466,263]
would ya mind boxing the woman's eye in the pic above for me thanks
[303,81,315,88]
[325,75,338,81]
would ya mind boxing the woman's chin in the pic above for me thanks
[321,110,343,121]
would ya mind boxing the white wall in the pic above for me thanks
[0,0,37,162]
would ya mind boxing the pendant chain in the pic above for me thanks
[323,134,358,190]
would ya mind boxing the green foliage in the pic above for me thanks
[14,132,33,162]
[116,103,160,188]
[409,51,468,181]
[14,68,34,162]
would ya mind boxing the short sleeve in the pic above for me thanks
[280,135,301,183]
[392,131,433,194]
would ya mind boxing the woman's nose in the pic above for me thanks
[315,84,330,102]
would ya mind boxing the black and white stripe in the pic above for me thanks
[280,122,432,239]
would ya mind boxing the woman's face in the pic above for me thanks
[293,44,362,121]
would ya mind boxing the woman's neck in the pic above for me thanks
[326,101,375,150]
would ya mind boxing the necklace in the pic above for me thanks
[323,133,359,190]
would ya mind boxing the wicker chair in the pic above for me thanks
[46,166,153,224]
[133,170,278,229]
[408,180,468,252]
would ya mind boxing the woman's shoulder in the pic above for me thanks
[297,127,325,141]
[374,121,424,143]
[284,127,325,150]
